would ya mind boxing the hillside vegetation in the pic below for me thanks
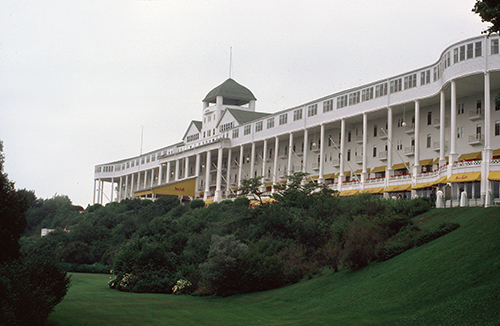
[48,206,500,325]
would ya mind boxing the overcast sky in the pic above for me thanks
[0,0,488,207]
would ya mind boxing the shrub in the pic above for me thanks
[190,199,205,209]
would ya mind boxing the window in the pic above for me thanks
[375,83,387,97]
[293,109,303,121]
[347,149,351,161]
[397,118,404,128]
[454,48,459,63]
[495,121,500,136]
[458,103,465,115]
[460,45,466,61]
[267,117,274,129]
[433,66,440,81]
[427,111,432,125]
[457,127,464,139]
[404,74,417,89]
[307,104,318,117]
[269,148,273,159]
[232,128,239,138]
[467,43,473,59]
[255,121,263,132]
[348,92,360,105]
[477,123,482,135]
[279,113,288,125]
[373,124,377,137]
[219,122,234,132]
[397,140,403,151]
[475,41,482,57]
[187,133,200,142]
[421,70,430,85]
[348,130,351,142]
[244,125,251,135]
[361,87,373,101]
[323,99,333,112]
[373,145,377,158]
[337,95,348,108]
[390,79,402,93]
[328,135,332,147]
[492,39,499,54]
[426,134,431,148]
[207,129,211,137]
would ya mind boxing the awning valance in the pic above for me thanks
[344,171,351,177]
[339,189,359,197]
[361,187,384,194]
[392,162,410,170]
[448,172,481,183]
[354,169,362,174]
[264,182,274,187]
[432,157,449,165]
[306,175,319,182]
[371,165,386,173]
[487,171,500,181]
[457,152,481,161]
[323,173,338,180]
[384,184,412,192]
[134,177,196,197]
[419,158,434,166]
[493,148,500,157]
[204,199,214,205]
[435,176,448,184]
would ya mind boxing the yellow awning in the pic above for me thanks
[435,176,447,184]
[134,177,196,197]
[344,171,351,177]
[412,182,435,190]
[448,172,481,183]
[306,175,319,181]
[361,187,384,194]
[371,165,386,173]
[204,200,214,205]
[487,171,500,181]
[261,197,276,203]
[392,162,410,170]
[457,152,481,161]
[493,149,500,157]
[354,169,362,174]
[264,182,273,187]
[419,158,434,166]
[339,189,359,197]
[384,184,412,192]
[323,172,338,180]
[432,157,449,164]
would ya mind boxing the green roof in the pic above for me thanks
[203,78,256,105]
[219,108,270,126]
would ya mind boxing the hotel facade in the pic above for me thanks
[94,35,500,207]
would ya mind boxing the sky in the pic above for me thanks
[0,0,489,207]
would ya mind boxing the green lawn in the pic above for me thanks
[48,207,500,325]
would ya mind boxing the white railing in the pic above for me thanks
[491,159,500,165]
[468,133,484,144]
[417,170,439,179]
[391,173,412,181]
[404,146,415,155]
[453,160,482,168]
[379,151,388,160]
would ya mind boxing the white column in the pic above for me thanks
[93,179,97,204]
[131,174,135,199]
[287,132,293,176]
[483,72,492,200]
[261,140,267,190]
[362,113,368,183]
[175,159,180,181]
[100,180,104,204]
[150,168,155,188]
[125,175,129,199]
[184,157,189,179]
[204,150,211,200]
[143,170,148,189]
[450,80,458,163]
[166,161,171,184]
[339,119,346,191]
[387,107,393,181]
[319,124,325,183]
[195,154,201,197]
[215,148,223,202]
[414,100,420,177]
[302,129,308,174]
[273,136,279,189]
[226,149,232,196]
[238,145,244,187]
[250,142,256,178]
[110,178,115,202]
[118,176,123,202]
[439,91,446,165]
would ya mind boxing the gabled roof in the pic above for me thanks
[203,78,256,105]
[217,108,270,128]
[182,120,202,141]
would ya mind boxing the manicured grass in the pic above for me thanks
[48,207,500,325]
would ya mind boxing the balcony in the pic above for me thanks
[312,162,320,171]
[404,123,415,134]
[332,158,340,167]
[433,118,450,128]
[379,151,388,161]
[354,155,363,164]
[468,133,484,145]
[469,108,484,121]
[355,135,363,144]
[432,140,448,152]
[404,145,415,156]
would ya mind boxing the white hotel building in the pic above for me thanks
[94,35,500,206]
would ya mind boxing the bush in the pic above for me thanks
[62,262,111,274]
[0,257,70,326]
[190,199,205,209]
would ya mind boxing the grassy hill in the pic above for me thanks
[48,206,500,325]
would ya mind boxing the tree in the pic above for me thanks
[234,177,264,204]
[0,141,29,263]
[472,0,500,35]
